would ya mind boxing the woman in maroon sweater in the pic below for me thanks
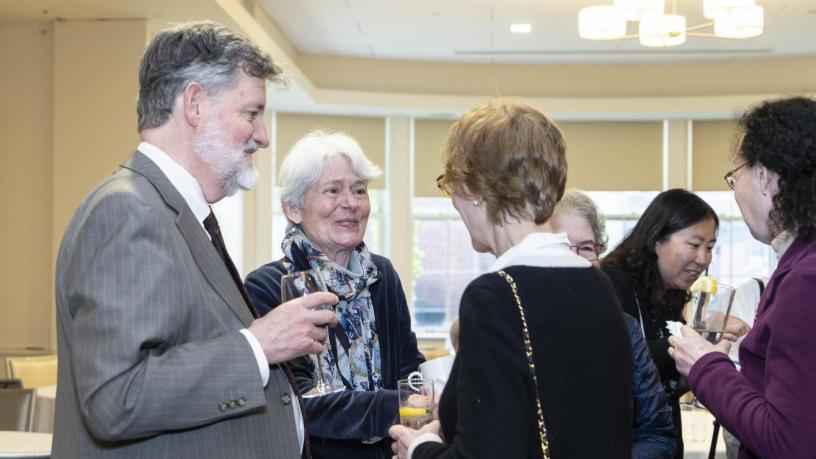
[669,96,816,459]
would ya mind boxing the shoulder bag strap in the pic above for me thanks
[754,277,765,296]
[496,270,550,458]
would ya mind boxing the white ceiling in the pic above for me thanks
[258,0,816,63]
[3,0,814,118]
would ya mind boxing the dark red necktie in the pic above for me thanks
[203,210,257,318]
[203,209,311,458]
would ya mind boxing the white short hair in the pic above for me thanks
[279,130,383,209]
[556,189,608,246]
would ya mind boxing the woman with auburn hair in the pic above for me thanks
[389,101,632,458]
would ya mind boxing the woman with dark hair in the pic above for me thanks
[389,101,633,458]
[670,96,816,459]
[601,188,719,458]
[553,190,678,459]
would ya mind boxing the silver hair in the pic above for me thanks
[279,130,383,211]
[137,21,282,131]
[556,189,608,247]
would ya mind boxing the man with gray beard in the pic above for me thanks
[52,21,337,459]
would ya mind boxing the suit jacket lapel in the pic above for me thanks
[121,151,254,326]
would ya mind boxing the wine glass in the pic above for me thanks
[280,269,345,398]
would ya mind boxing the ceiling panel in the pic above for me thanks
[258,0,816,64]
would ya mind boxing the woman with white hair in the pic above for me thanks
[245,130,424,459]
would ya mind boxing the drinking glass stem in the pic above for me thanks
[314,325,330,388]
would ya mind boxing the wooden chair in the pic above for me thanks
[5,355,57,389]
[0,388,36,431]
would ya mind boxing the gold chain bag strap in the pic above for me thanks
[497,270,550,458]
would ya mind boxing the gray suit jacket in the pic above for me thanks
[53,151,301,458]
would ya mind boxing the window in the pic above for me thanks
[410,191,777,336]
[584,191,660,254]
[412,198,494,335]
[697,192,777,288]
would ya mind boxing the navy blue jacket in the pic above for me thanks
[625,313,678,459]
[604,265,685,459]
[245,251,424,459]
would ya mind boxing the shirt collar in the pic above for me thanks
[771,230,794,259]
[137,141,211,225]
[490,232,591,271]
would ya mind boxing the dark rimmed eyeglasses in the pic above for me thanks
[569,242,606,262]
[436,174,452,196]
[724,162,747,190]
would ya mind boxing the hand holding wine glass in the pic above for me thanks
[280,269,346,398]
[247,287,338,365]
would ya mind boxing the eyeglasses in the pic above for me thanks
[569,243,606,262]
[436,174,452,196]
[724,162,747,190]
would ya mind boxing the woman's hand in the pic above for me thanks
[724,316,751,338]
[668,325,731,376]
[389,420,441,459]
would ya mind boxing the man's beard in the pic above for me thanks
[193,119,259,197]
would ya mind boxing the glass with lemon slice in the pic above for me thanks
[398,377,434,429]
[686,276,736,343]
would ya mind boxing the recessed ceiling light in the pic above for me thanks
[510,23,532,34]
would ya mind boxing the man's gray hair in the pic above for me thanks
[279,130,382,210]
[137,21,283,131]
[557,189,608,247]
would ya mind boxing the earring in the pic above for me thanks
[472,200,481,207]
[762,190,767,196]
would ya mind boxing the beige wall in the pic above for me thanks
[560,121,664,191]
[0,20,146,349]
[0,23,55,348]
[298,54,816,98]
[414,118,666,195]
[52,20,145,251]
[693,120,739,191]
[414,119,454,197]
[275,113,386,188]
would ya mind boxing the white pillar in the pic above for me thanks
[239,111,276,275]
[663,119,693,190]
[385,117,414,308]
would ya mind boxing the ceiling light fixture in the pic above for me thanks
[510,23,533,33]
[578,0,764,47]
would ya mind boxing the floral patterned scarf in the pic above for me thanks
[281,226,382,391]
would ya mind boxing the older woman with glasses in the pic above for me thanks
[552,190,677,459]
[245,130,424,459]
[669,96,816,459]
[551,190,607,265]
[390,101,633,459]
